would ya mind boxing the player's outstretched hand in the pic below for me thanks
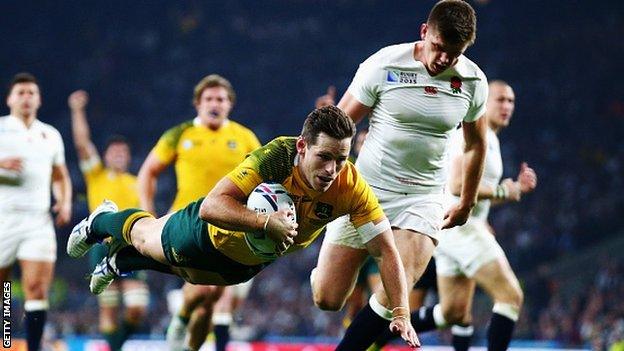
[315,86,336,108]
[68,90,89,111]
[441,202,472,230]
[389,316,420,348]
[265,208,298,255]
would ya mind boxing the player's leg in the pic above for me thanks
[19,259,54,351]
[212,281,253,351]
[97,282,122,350]
[17,213,57,351]
[111,278,150,351]
[167,283,218,350]
[312,215,370,312]
[337,229,436,351]
[343,258,378,328]
[187,286,224,351]
[372,258,437,349]
[473,255,523,351]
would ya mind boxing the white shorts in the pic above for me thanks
[324,189,445,249]
[0,211,56,267]
[434,220,505,278]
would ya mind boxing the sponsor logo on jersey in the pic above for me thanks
[386,70,418,84]
[424,86,438,95]
[227,140,238,149]
[314,202,333,219]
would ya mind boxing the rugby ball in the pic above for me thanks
[245,183,296,260]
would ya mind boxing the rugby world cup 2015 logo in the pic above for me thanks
[387,70,418,84]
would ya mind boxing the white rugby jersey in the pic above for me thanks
[446,127,503,222]
[0,115,66,211]
[348,42,488,194]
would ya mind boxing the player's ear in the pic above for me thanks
[420,23,428,40]
[296,136,307,155]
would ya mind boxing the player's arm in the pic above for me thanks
[336,92,372,124]
[51,163,72,226]
[137,151,168,215]
[199,177,297,251]
[68,90,99,161]
[449,157,537,205]
[442,117,487,229]
[364,223,419,347]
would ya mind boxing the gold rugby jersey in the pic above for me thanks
[81,159,139,211]
[152,118,261,211]
[209,137,386,266]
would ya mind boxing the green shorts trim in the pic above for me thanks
[161,199,269,285]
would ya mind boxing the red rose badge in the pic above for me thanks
[450,76,462,94]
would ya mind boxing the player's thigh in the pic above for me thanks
[215,280,253,313]
[131,214,173,262]
[313,242,368,309]
[437,274,476,323]
[393,229,436,285]
[18,259,55,299]
[182,282,223,303]
[473,256,523,306]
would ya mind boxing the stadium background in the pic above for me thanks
[1,0,623,350]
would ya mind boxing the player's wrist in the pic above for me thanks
[493,183,509,199]
[391,306,410,321]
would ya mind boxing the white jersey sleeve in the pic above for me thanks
[347,53,386,107]
[464,70,488,122]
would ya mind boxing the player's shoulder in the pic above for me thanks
[364,42,415,66]
[227,119,257,136]
[247,136,297,182]
[253,136,297,157]
[334,161,366,191]
[454,55,487,80]
[34,119,64,140]
[159,119,194,144]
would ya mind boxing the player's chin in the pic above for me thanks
[314,180,332,192]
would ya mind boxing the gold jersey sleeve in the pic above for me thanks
[152,120,261,211]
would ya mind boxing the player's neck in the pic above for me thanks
[11,111,37,128]
[488,121,502,134]
[413,41,425,64]
[197,115,228,130]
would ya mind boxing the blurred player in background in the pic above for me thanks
[0,73,72,351]
[377,80,537,351]
[137,74,261,351]
[68,90,149,351]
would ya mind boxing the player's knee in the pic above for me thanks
[441,303,469,325]
[509,285,524,308]
[313,291,345,311]
[22,280,48,299]
[125,306,147,325]
[193,305,209,319]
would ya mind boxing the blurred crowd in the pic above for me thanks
[2,0,622,348]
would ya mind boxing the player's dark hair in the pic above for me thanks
[7,72,39,97]
[302,105,356,146]
[427,0,477,45]
[104,134,131,152]
[193,74,236,105]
